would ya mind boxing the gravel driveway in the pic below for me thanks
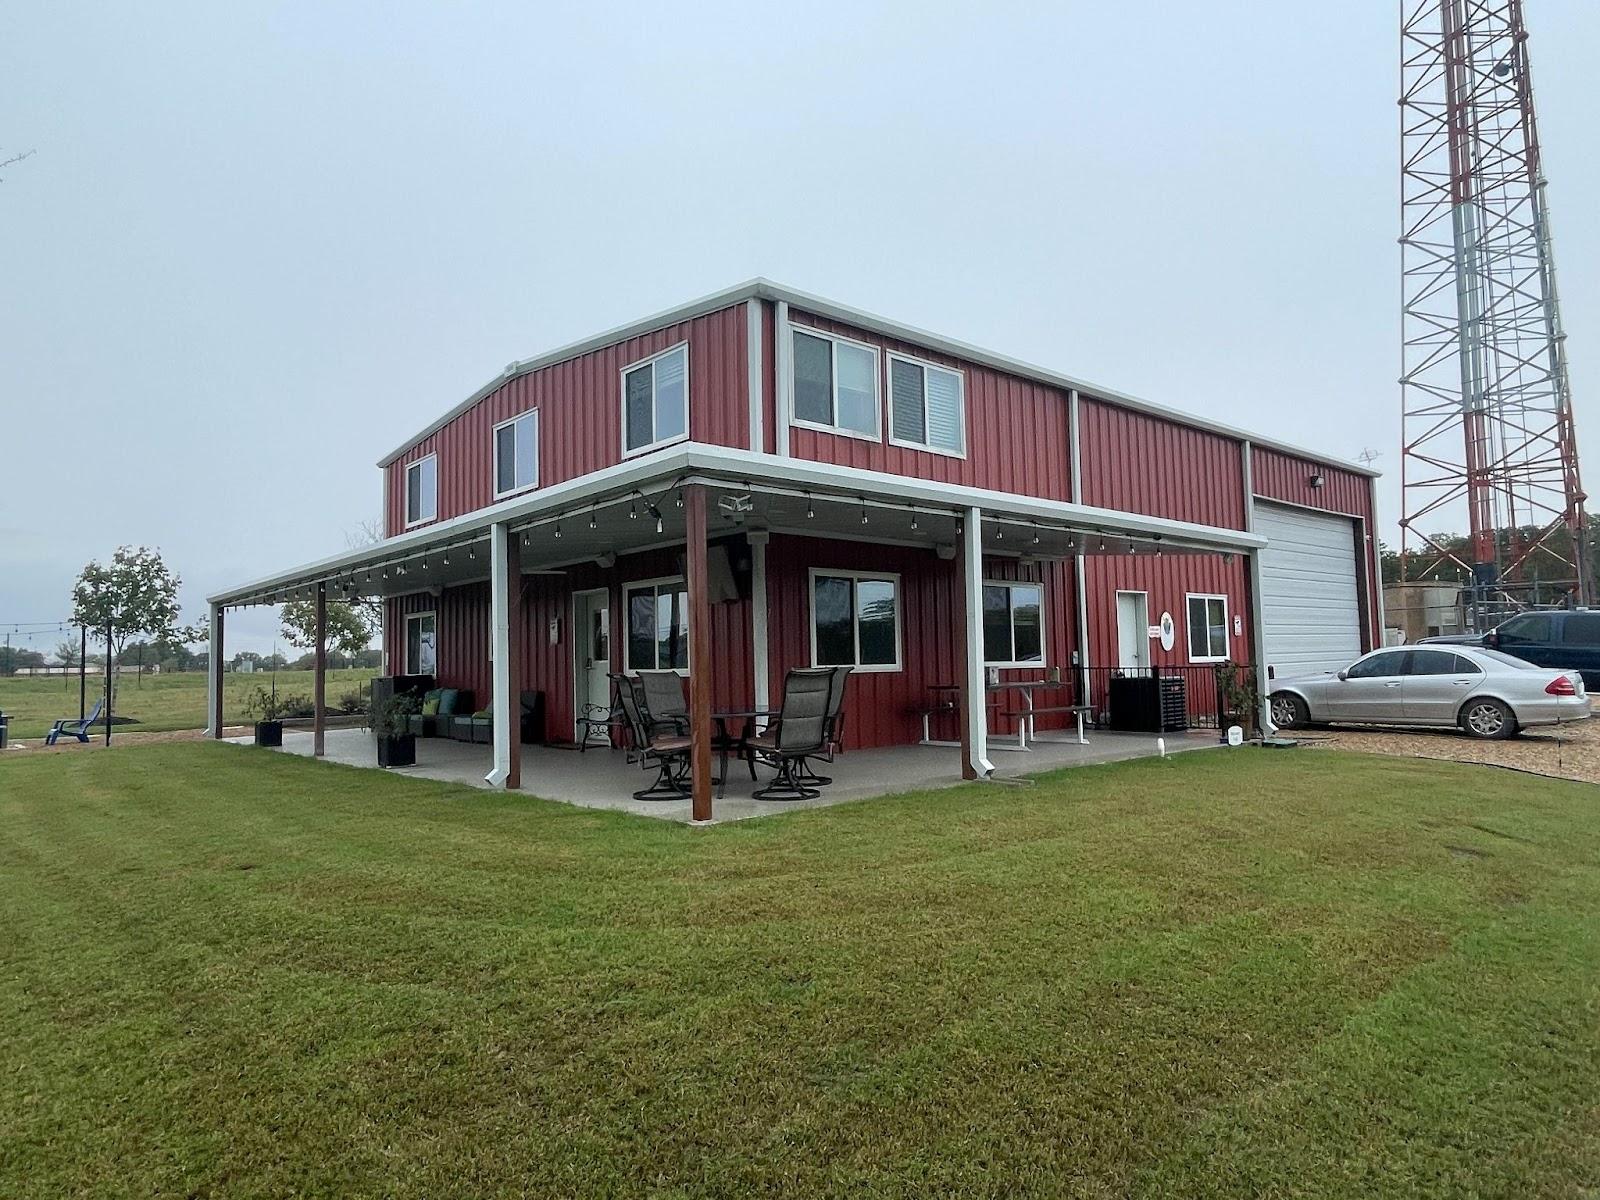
[1295,701,1600,786]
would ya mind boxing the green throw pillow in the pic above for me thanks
[421,691,441,716]
[438,688,459,716]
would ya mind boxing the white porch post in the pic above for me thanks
[963,505,993,778]
[485,520,513,787]
[206,603,224,739]
[1241,440,1274,734]
[749,531,770,716]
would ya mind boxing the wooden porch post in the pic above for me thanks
[685,484,714,822]
[313,583,327,757]
[207,604,224,739]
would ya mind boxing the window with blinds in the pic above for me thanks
[888,353,965,454]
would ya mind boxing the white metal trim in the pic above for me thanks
[774,300,791,457]
[745,298,763,453]
[619,341,691,461]
[963,506,993,777]
[484,526,511,787]
[885,350,968,458]
[750,536,770,712]
[491,409,541,500]
[807,567,904,673]
[206,603,223,738]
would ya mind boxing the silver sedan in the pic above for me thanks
[1268,645,1590,740]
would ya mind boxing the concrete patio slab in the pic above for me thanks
[224,725,1222,822]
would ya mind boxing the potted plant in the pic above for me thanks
[1213,661,1259,742]
[372,692,421,768]
[243,685,291,748]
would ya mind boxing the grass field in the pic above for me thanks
[0,668,378,739]
[2,745,1598,1197]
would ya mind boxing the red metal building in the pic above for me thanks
[208,280,1380,816]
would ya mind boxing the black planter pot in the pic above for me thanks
[255,720,283,748]
[377,734,416,768]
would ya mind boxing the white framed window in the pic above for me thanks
[888,352,966,456]
[404,454,437,527]
[493,409,539,498]
[624,577,689,671]
[983,581,1044,667]
[790,326,880,440]
[809,569,901,672]
[1186,593,1229,663]
[621,343,689,457]
[404,611,437,675]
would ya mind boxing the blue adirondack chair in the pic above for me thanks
[46,699,104,746]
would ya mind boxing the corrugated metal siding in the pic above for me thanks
[390,533,1082,751]
[1078,398,1247,529]
[781,310,1072,500]
[1250,446,1380,649]
[383,305,750,536]
[1083,553,1252,672]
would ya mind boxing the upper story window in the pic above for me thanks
[889,352,965,455]
[983,582,1044,666]
[792,327,879,440]
[625,577,689,671]
[811,570,900,671]
[493,409,539,498]
[621,344,689,457]
[1186,593,1229,663]
[405,454,437,527]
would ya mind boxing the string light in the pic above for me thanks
[805,494,814,519]
[910,514,919,531]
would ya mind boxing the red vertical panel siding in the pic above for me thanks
[383,304,750,536]
[1250,447,1382,648]
[781,311,1072,501]
[1077,398,1247,529]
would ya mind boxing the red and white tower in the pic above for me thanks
[1399,0,1588,616]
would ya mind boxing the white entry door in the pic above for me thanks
[573,589,612,744]
[1116,591,1150,670]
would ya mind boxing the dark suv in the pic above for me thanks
[1431,611,1600,687]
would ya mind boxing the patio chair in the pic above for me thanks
[46,699,103,746]
[748,668,834,801]
[612,673,691,801]
[796,665,853,786]
[636,671,689,737]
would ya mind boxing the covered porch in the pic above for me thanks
[230,724,1222,822]
[205,445,1268,823]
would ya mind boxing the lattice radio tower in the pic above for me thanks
[1399,0,1589,617]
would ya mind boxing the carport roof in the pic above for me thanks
[209,444,1268,608]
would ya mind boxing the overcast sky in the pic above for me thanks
[3,1,1598,655]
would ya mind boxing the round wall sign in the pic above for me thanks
[1159,611,1176,652]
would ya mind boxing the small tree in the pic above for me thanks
[70,546,183,717]
[55,639,82,669]
[279,597,379,663]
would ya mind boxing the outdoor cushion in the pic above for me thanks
[473,708,493,719]
[438,688,460,716]
[421,695,441,716]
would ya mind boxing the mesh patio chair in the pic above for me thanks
[748,668,834,801]
[796,665,852,786]
[636,670,690,738]
[611,672,690,801]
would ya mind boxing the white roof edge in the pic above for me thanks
[376,277,1377,477]
[213,444,1264,607]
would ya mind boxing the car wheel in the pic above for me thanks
[1460,697,1516,740]
[1269,692,1309,730]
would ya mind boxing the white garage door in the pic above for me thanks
[1255,501,1363,677]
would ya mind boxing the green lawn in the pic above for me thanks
[2,746,1598,1198]
[0,668,377,739]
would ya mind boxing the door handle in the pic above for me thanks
[1452,679,1471,686]
[1384,681,1400,688]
